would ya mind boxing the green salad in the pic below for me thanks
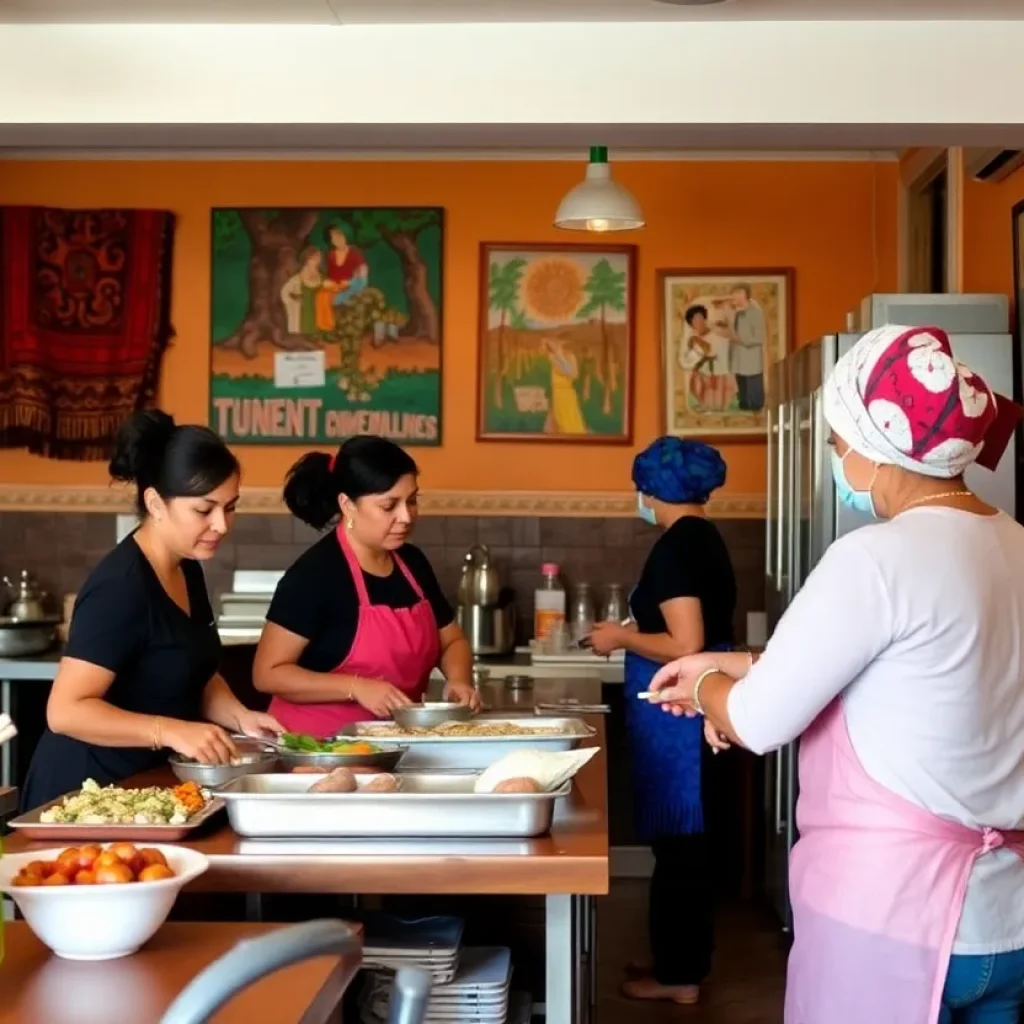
[280,732,380,755]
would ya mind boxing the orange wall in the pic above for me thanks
[963,173,1024,307]
[0,158,898,496]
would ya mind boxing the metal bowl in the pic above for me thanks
[168,750,278,787]
[0,616,60,658]
[276,746,408,773]
[391,702,474,731]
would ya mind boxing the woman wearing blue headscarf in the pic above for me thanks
[587,437,737,1005]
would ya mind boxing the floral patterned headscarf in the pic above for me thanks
[823,324,997,479]
[631,437,727,504]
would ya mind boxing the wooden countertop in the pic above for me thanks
[0,922,358,1024]
[6,713,609,897]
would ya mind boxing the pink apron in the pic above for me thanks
[785,698,1024,1024]
[269,527,440,738]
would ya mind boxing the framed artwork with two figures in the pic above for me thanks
[477,242,636,443]
[659,268,794,439]
[209,207,444,447]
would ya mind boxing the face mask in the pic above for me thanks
[636,492,658,526]
[830,449,878,519]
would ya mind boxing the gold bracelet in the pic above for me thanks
[150,716,163,751]
[692,667,720,716]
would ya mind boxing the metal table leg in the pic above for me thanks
[545,894,584,1024]
[1,680,13,790]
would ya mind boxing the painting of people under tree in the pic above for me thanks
[210,208,443,446]
[477,243,635,443]
[660,268,792,439]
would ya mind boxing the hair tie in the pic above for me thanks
[328,452,337,474]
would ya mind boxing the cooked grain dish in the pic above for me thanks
[357,721,568,739]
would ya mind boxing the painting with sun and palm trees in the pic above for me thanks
[476,242,636,443]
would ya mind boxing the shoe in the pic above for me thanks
[620,977,700,1005]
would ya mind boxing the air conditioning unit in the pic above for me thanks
[965,148,1024,184]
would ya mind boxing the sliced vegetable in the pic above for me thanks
[280,732,379,754]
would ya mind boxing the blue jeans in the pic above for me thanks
[939,949,1024,1022]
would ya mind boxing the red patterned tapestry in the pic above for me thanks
[0,207,175,460]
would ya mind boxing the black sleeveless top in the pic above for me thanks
[21,536,220,811]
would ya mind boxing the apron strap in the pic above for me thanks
[392,548,427,601]
[335,529,427,607]
[334,526,371,607]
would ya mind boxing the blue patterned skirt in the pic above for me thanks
[623,645,732,842]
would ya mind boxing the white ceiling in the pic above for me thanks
[4,0,1024,21]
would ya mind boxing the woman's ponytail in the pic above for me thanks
[283,451,339,530]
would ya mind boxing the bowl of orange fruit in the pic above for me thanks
[0,842,208,960]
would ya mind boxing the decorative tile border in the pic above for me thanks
[0,484,766,519]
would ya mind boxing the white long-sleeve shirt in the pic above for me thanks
[728,507,1024,954]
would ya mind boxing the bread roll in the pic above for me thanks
[360,773,399,792]
[493,777,542,793]
[308,767,358,793]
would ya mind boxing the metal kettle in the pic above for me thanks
[458,544,501,607]
[2,570,48,621]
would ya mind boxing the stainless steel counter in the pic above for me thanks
[0,652,61,682]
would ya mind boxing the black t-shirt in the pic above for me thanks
[630,516,737,650]
[266,531,454,671]
[21,536,220,810]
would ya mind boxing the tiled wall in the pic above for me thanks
[0,512,766,644]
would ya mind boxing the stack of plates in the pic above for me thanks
[360,947,524,1024]
[355,913,464,985]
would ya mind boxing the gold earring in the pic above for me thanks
[346,517,354,530]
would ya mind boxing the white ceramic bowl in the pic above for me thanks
[0,844,209,960]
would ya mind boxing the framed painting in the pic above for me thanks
[477,242,636,443]
[209,207,443,446]
[659,268,794,439]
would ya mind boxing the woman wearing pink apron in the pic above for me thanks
[253,436,479,735]
[650,325,1024,1022]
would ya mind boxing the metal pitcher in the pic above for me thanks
[2,570,48,621]
[461,544,501,607]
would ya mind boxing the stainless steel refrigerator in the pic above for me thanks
[763,327,1018,930]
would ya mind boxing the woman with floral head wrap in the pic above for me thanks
[649,325,1024,1024]
[587,436,737,1005]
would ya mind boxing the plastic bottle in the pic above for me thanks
[534,563,566,647]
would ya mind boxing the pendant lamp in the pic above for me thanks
[554,146,644,232]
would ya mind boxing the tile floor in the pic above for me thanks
[596,881,787,1023]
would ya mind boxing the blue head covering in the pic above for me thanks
[631,437,727,505]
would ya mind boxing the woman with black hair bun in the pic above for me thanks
[21,410,282,810]
[253,435,479,734]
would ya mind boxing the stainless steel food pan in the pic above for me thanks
[391,702,473,731]
[338,716,595,770]
[216,771,569,838]
[276,746,407,772]
[168,751,279,787]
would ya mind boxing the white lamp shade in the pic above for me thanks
[554,161,645,232]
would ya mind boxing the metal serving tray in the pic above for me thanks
[8,794,225,841]
[338,716,595,770]
[216,772,569,839]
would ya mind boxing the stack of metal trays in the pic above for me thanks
[352,913,463,985]
[360,947,529,1024]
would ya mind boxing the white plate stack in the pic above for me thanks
[359,914,464,986]
[360,947,528,1024]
